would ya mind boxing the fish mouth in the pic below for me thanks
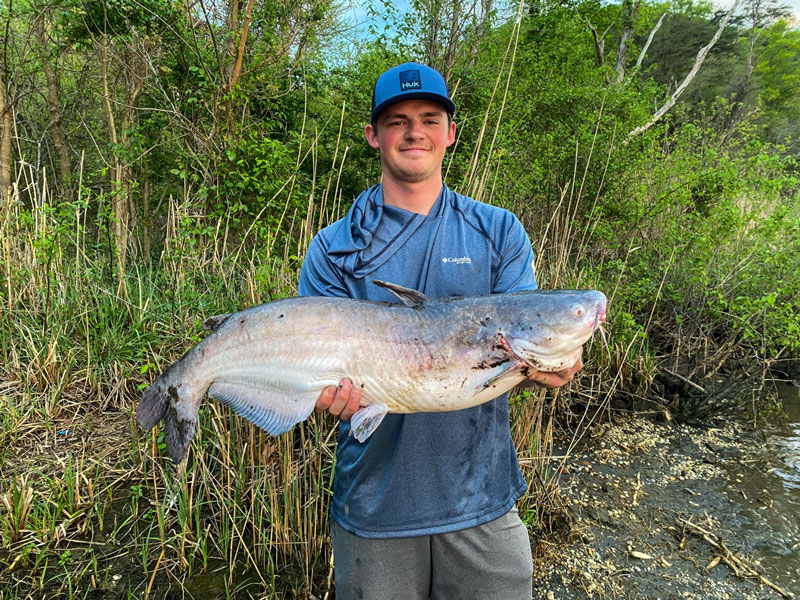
[501,316,604,373]
[496,332,577,372]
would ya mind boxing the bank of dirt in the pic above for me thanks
[531,416,800,600]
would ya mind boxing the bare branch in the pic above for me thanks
[627,0,743,140]
[230,0,255,90]
[635,12,666,69]
[585,17,606,67]
[577,9,611,86]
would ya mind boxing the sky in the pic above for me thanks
[771,0,800,19]
[713,0,800,20]
[341,0,800,42]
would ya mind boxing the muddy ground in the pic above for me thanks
[531,415,800,600]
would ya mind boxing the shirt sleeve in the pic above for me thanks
[492,213,538,294]
[298,233,351,298]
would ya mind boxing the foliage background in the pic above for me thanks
[0,0,798,597]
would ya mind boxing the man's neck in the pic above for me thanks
[381,174,443,216]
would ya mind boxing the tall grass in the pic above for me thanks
[4,115,797,597]
[0,106,607,598]
[0,156,607,596]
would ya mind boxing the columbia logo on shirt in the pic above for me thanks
[442,256,472,264]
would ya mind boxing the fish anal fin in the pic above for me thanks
[208,380,315,436]
[203,313,232,332]
[371,280,429,307]
[349,403,388,442]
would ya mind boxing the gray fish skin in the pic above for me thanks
[136,282,606,463]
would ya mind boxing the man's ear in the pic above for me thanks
[446,120,456,148]
[365,123,380,149]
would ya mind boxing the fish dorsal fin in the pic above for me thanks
[372,280,430,307]
[203,313,232,332]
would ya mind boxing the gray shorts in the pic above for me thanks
[331,508,533,600]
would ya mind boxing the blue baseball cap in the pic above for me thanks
[371,62,456,123]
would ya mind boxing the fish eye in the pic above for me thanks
[573,305,584,317]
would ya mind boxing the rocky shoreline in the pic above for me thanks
[531,416,800,600]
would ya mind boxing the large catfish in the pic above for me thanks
[137,281,607,462]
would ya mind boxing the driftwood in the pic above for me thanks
[659,366,707,394]
[677,516,796,599]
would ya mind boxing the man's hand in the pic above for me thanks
[315,378,362,420]
[522,355,583,389]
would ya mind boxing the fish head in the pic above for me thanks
[501,290,607,372]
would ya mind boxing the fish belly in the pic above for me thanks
[199,300,510,419]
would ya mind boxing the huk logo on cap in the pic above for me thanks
[399,70,422,91]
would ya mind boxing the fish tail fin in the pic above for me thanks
[163,404,196,463]
[137,368,201,463]
[136,383,168,430]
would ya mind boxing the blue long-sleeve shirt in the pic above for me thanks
[299,183,537,538]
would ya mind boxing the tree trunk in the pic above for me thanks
[231,0,254,90]
[469,0,493,68]
[442,0,461,82]
[227,0,240,81]
[97,34,128,269]
[0,73,12,209]
[224,0,241,134]
[728,0,767,128]
[226,0,255,133]
[122,42,146,260]
[614,0,641,83]
[582,12,610,85]
[425,0,441,67]
[635,12,667,70]
[33,11,72,193]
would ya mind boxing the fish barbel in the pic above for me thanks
[137,281,607,462]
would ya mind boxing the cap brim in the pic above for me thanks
[372,92,456,123]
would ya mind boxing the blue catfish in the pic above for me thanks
[137,281,607,462]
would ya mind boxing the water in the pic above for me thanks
[770,382,800,491]
[729,382,800,596]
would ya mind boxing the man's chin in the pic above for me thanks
[385,165,437,184]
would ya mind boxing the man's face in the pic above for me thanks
[365,99,456,184]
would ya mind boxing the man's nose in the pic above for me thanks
[404,120,424,139]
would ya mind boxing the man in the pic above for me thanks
[298,62,582,600]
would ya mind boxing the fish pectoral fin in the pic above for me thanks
[208,381,315,436]
[349,403,388,442]
[477,363,522,392]
[371,280,430,307]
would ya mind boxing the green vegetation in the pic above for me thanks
[0,0,798,597]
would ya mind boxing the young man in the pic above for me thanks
[298,63,582,599]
